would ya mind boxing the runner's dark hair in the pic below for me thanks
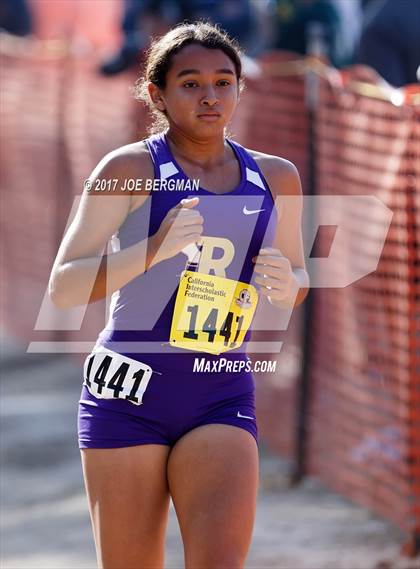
[134,21,244,134]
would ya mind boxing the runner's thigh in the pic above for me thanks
[81,444,171,569]
[167,424,259,569]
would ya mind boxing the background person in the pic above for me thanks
[100,0,254,75]
[357,0,420,87]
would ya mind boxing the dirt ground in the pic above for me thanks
[1,348,419,569]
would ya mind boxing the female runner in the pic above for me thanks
[49,21,309,569]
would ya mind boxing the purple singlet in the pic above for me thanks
[78,131,278,448]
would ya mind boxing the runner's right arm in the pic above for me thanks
[48,146,203,309]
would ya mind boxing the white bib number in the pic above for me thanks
[83,347,153,406]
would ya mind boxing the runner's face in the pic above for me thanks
[157,44,239,134]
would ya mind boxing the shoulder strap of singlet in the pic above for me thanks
[144,132,176,180]
[227,138,275,204]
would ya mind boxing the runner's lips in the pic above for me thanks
[197,112,221,118]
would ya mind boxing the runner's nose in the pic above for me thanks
[200,86,218,106]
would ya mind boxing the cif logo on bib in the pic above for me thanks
[170,236,258,355]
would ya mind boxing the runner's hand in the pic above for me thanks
[150,197,203,265]
[252,247,298,302]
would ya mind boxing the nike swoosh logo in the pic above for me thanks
[237,411,255,420]
[243,205,265,215]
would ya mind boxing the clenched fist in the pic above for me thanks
[252,247,298,303]
[150,197,204,266]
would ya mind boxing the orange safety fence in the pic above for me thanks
[235,52,419,553]
[1,37,419,552]
[309,69,420,530]
[307,74,420,551]
[0,36,150,347]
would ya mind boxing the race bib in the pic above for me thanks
[83,347,153,405]
[170,270,258,355]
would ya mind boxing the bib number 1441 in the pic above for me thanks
[83,348,153,405]
[184,305,244,348]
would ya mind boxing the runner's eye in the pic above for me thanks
[217,80,231,86]
[183,81,198,88]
